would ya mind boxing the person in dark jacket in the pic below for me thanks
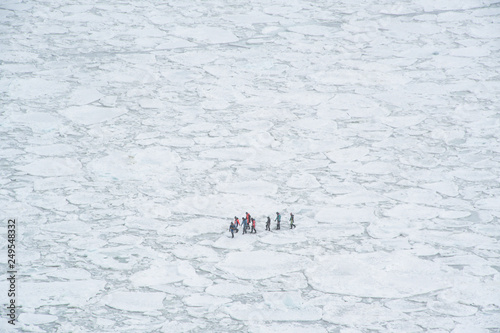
[229,222,237,238]
[266,216,271,231]
[290,213,296,229]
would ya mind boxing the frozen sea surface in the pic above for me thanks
[1,0,500,332]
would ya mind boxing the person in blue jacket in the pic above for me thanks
[242,217,248,234]
[229,222,237,238]
[275,212,281,230]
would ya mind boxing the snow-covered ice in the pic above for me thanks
[101,291,166,312]
[22,280,106,308]
[323,300,409,329]
[130,260,197,287]
[305,251,454,298]
[2,0,500,331]
[217,250,311,280]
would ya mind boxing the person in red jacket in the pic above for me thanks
[250,218,257,233]
[246,212,251,230]
[234,216,240,227]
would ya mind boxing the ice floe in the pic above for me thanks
[18,313,58,325]
[323,300,408,329]
[427,301,478,317]
[217,250,311,280]
[23,280,105,308]
[228,301,322,322]
[316,206,375,223]
[305,252,453,298]
[102,291,166,312]
[130,260,197,287]
[206,282,255,297]
[286,173,321,189]
[183,293,231,307]
[18,157,82,177]
[8,78,69,99]
[60,105,127,125]
[67,87,104,106]
[216,180,278,196]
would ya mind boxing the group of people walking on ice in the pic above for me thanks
[229,212,296,238]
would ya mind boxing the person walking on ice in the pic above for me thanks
[242,217,248,234]
[266,216,271,231]
[245,212,251,230]
[275,212,281,230]
[290,213,296,229]
[250,218,257,233]
[229,222,237,238]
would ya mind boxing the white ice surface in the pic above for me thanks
[46,268,92,280]
[18,158,82,177]
[130,260,197,287]
[316,206,375,223]
[68,87,104,106]
[205,282,255,297]
[60,105,127,125]
[172,244,219,262]
[248,323,327,333]
[259,232,307,245]
[216,180,278,196]
[305,252,453,298]
[8,78,69,99]
[18,313,58,325]
[87,148,180,181]
[102,291,166,312]
[217,250,311,280]
[183,293,231,307]
[323,300,408,329]
[162,218,228,237]
[4,0,500,331]
[22,280,105,308]
[228,293,323,322]
[174,194,280,217]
